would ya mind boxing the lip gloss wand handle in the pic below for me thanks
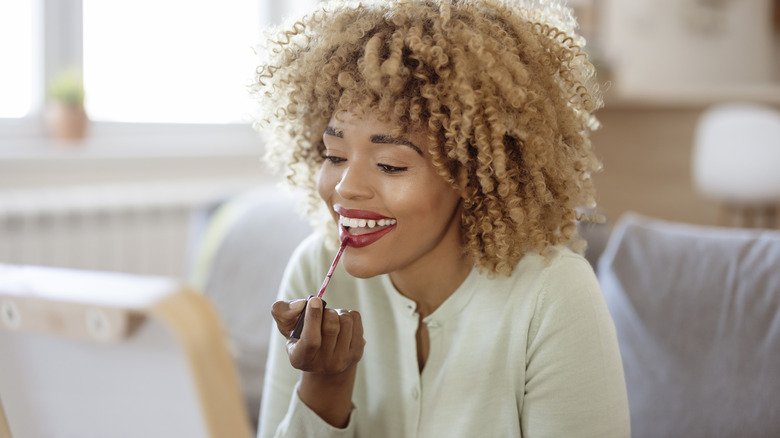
[317,240,347,298]
[289,240,347,341]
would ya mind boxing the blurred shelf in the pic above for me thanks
[602,82,780,110]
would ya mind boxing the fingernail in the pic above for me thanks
[310,297,322,309]
[290,300,306,311]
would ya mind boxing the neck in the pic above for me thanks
[393,256,472,318]
[389,215,472,318]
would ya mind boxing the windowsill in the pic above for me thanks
[0,121,279,191]
[0,121,264,160]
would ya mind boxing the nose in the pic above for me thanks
[335,163,373,200]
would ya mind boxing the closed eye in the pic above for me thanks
[377,163,408,174]
[323,155,346,165]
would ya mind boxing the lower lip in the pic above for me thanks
[340,224,396,248]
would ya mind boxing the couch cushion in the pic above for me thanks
[598,213,780,438]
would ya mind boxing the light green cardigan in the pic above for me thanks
[259,233,630,438]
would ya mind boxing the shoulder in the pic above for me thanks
[479,247,603,333]
[520,245,595,276]
[485,246,598,301]
[519,247,612,342]
[463,247,600,330]
[513,246,599,297]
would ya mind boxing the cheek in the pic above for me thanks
[430,178,463,215]
[386,179,420,201]
[404,180,461,223]
[316,165,334,200]
[431,189,462,219]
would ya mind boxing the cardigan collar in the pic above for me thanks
[380,266,481,326]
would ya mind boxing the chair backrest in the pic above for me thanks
[692,103,780,203]
[188,185,314,426]
[598,213,780,438]
[0,264,251,438]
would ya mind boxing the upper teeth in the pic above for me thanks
[339,216,397,228]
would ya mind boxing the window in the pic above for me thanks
[0,1,35,118]
[83,0,262,124]
[0,0,318,151]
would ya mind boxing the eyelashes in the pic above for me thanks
[322,155,346,165]
[377,163,408,174]
[322,155,409,174]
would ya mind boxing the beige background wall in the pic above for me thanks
[590,104,720,227]
[586,0,779,229]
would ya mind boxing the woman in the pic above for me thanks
[253,1,630,436]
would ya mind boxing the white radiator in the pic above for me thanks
[0,180,258,279]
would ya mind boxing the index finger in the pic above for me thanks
[271,299,307,336]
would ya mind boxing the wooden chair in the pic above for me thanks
[0,264,251,438]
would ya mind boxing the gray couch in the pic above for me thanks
[598,213,780,437]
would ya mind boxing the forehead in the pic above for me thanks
[328,110,421,137]
[329,110,388,128]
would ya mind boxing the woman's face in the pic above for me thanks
[317,111,463,279]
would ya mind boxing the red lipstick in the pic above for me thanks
[340,224,396,248]
[333,205,391,220]
[334,205,397,248]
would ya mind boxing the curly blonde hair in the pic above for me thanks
[252,0,602,276]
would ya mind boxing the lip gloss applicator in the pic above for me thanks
[289,238,348,340]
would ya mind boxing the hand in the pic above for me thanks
[271,297,365,376]
[271,297,365,428]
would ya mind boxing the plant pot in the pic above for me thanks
[45,103,89,141]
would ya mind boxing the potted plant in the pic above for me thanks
[46,69,88,141]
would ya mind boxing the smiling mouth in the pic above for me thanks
[339,216,397,236]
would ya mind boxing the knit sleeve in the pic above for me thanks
[521,254,630,438]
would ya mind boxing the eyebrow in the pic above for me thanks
[369,134,423,156]
[324,126,424,156]
[324,126,343,138]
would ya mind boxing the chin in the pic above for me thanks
[341,258,387,279]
